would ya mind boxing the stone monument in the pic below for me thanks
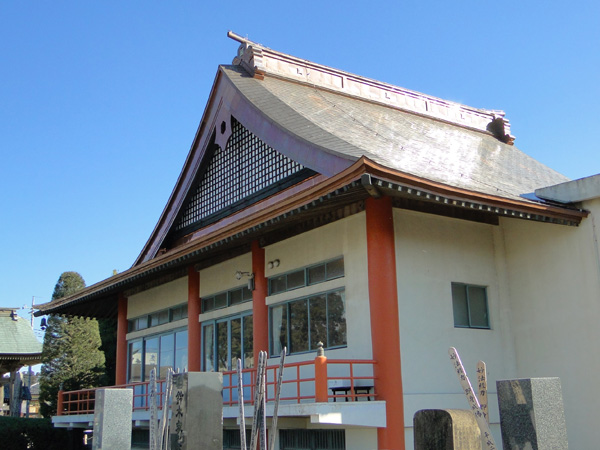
[496,377,568,450]
[169,371,223,450]
[92,388,133,450]
[414,409,482,450]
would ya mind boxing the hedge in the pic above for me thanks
[0,416,71,450]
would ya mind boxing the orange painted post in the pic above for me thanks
[57,390,64,416]
[252,240,269,365]
[314,343,328,402]
[365,196,405,450]
[115,293,128,385]
[188,266,202,372]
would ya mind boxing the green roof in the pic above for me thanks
[0,309,42,356]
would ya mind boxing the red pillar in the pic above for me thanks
[115,293,128,385]
[252,240,268,365]
[366,196,405,450]
[188,266,201,372]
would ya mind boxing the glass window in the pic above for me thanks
[269,275,287,295]
[203,287,253,312]
[452,283,490,329]
[287,270,305,290]
[327,290,346,348]
[214,293,228,310]
[175,330,188,373]
[290,299,309,353]
[326,258,344,279]
[271,304,287,356]
[203,324,215,372]
[308,265,326,285]
[129,341,143,383]
[269,257,345,294]
[230,288,243,305]
[203,313,253,372]
[217,321,229,372]
[243,316,254,368]
[138,316,148,330]
[270,288,347,355]
[144,337,159,381]
[309,294,327,349]
[159,334,174,379]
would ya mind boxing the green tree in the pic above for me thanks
[39,272,106,418]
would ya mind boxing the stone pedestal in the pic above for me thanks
[414,409,481,449]
[169,371,223,450]
[92,388,133,450]
[496,378,568,450]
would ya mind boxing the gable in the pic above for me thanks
[166,116,316,245]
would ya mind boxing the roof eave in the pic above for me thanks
[35,157,586,318]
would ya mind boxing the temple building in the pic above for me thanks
[36,33,600,449]
[0,308,42,417]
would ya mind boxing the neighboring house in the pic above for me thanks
[36,33,600,450]
[0,308,42,417]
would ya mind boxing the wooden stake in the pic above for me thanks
[448,347,497,450]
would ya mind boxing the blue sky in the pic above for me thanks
[1,1,598,332]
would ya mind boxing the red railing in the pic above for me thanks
[57,358,377,416]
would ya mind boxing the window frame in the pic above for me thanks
[128,303,188,332]
[268,257,344,295]
[126,327,188,383]
[202,285,253,313]
[201,311,254,372]
[269,287,347,356]
[451,282,490,329]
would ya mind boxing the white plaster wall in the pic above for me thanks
[199,253,252,297]
[501,197,600,450]
[345,428,377,450]
[266,213,372,363]
[394,209,517,445]
[127,277,188,318]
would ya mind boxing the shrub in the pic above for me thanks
[0,416,71,450]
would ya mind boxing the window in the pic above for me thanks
[127,328,188,383]
[202,313,253,371]
[270,288,346,355]
[128,304,188,332]
[451,283,490,329]
[269,257,344,295]
[202,286,253,313]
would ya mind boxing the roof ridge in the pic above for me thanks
[227,31,514,144]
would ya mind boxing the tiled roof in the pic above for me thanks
[0,310,42,356]
[222,65,569,203]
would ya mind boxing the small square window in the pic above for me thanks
[326,258,344,279]
[308,265,326,285]
[269,275,287,295]
[214,293,227,309]
[286,270,305,290]
[451,283,490,329]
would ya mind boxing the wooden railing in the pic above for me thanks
[57,358,377,416]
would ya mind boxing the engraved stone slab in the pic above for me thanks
[169,371,223,450]
[414,409,481,450]
[496,378,568,450]
[92,388,133,450]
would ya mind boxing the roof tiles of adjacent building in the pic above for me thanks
[0,309,42,373]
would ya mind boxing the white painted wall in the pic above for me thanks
[199,253,252,297]
[501,197,600,450]
[127,277,187,318]
[394,209,517,447]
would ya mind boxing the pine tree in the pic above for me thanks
[39,272,106,417]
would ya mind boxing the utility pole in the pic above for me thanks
[23,296,41,418]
